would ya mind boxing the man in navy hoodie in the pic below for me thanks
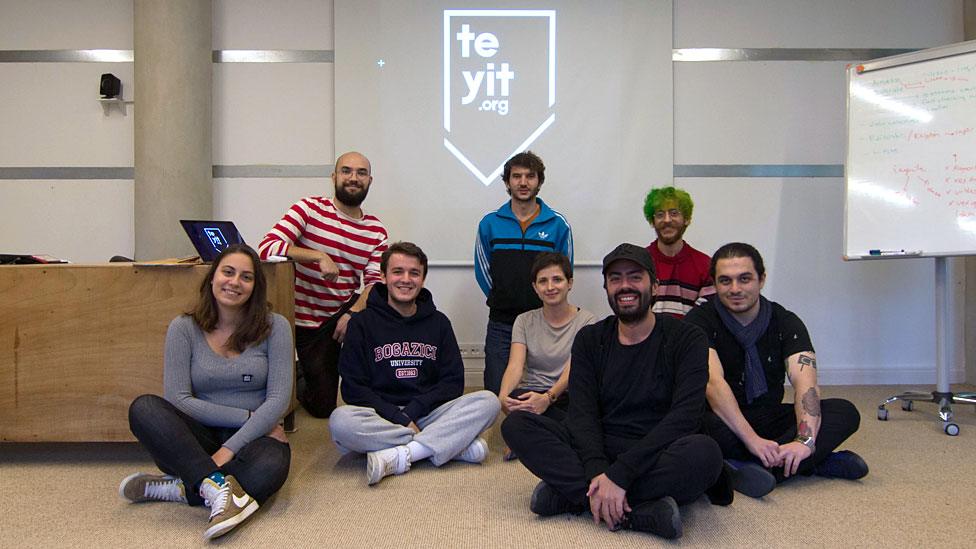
[329,241,500,485]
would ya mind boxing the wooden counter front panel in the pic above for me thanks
[0,262,294,442]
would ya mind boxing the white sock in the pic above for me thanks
[406,441,434,462]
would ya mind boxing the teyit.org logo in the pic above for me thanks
[443,10,555,186]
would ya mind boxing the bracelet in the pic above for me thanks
[545,390,557,403]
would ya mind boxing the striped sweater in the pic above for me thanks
[259,196,388,328]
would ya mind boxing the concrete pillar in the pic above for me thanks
[133,0,212,260]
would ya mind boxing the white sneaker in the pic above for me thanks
[119,472,187,504]
[455,437,489,463]
[366,446,411,485]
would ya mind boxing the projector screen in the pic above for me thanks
[335,0,672,263]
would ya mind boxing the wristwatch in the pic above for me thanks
[794,434,816,452]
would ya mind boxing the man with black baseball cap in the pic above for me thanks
[501,243,730,540]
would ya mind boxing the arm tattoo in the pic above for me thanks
[798,354,817,371]
[797,420,813,438]
[801,387,821,417]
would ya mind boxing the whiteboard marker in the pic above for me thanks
[868,249,922,256]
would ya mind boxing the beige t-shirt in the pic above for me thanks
[511,307,597,390]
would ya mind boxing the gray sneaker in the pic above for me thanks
[454,437,489,463]
[118,472,187,504]
[366,446,411,485]
[200,475,259,540]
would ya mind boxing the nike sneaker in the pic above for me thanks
[200,475,259,540]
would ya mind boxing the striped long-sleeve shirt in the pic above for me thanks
[258,196,388,328]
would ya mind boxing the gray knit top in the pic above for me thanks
[163,313,293,454]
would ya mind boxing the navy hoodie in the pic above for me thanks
[338,283,464,426]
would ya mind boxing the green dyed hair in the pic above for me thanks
[643,186,694,223]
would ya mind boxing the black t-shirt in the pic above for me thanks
[685,300,814,409]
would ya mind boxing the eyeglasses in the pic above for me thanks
[653,209,683,220]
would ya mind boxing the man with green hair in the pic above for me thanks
[643,186,714,318]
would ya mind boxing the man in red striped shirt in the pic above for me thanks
[259,151,389,417]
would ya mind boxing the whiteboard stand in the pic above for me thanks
[877,257,976,435]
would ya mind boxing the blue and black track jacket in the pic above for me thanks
[474,198,573,324]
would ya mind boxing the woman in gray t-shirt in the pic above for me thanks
[499,252,595,428]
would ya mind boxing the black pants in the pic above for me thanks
[703,398,861,481]
[128,395,290,506]
[501,411,723,506]
[509,387,569,422]
[294,300,355,418]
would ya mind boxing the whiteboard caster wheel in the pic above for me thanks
[945,423,959,436]
[877,408,888,421]
[901,401,913,412]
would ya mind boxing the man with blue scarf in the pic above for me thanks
[685,243,867,498]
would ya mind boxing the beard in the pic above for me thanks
[335,182,369,207]
[654,222,688,246]
[609,288,654,325]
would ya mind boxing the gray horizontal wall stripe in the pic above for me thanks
[213,165,331,178]
[0,165,334,179]
[3,165,846,180]
[213,50,334,63]
[0,49,133,62]
[673,48,916,62]
[0,167,133,179]
[674,164,844,178]
[0,50,334,63]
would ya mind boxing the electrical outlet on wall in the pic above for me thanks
[458,343,485,358]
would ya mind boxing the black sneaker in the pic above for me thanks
[725,459,776,498]
[622,496,682,539]
[529,481,584,516]
[705,462,734,506]
[814,450,869,480]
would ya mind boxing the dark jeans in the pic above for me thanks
[501,411,723,506]
[509,387,569,423]
[484,320,513,394]
[128,394,290,506]
[703,398,861,481]
[294,299,355,418]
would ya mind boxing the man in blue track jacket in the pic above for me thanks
[474,151,573,394]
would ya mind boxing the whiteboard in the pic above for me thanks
[845,40,976,259]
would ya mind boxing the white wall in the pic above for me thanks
[1,0,966,385]
[0,0,134,261]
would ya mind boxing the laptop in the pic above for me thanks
[179,220,246,263]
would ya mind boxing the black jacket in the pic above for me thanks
[566,313,708,489]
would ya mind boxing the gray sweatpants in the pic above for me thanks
[329,391,500,466]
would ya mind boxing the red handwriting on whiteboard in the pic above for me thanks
[907,130,941,142]
[949,154,976,173]
[945,127,973,137]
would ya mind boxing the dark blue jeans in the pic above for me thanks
[483,320,513,394]
[128,394,290,505]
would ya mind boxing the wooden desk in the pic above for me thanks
[0,261,295,442]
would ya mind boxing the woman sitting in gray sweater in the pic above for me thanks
[119,244,293,540]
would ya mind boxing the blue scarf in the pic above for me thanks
[714,296,772,404]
